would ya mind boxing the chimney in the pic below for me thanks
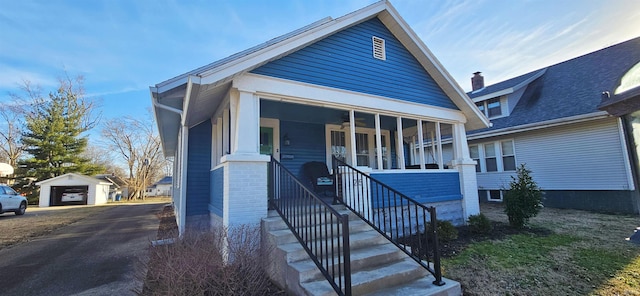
[471,71,484,91]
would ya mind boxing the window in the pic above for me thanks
[476,96,503,118]
[372,36,386,60]
[469,145,480,172]
[326,125,390,169]
[484,143,498,172]
[478,190,504,202]
[501,140,516,171]
[471,140,517,173]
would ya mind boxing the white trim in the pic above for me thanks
[349,110,357,166]
[396,117,405,169]
[417,120,425,169]
[234,73,467,123]
[260,118,280,161]
[468,112,611,140]
[196,2,387,86]
[618,117,636,190]
[179,126,188,236]
[375,114,383,170]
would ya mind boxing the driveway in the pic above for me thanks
[0,203,163,296]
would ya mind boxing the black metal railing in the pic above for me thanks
[269,157,352,295]
[332,156,444,286]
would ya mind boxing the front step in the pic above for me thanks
[262,209,462,296]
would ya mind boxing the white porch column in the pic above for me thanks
[375,114,383,170]
[396,117,405,169]
[219,88,270,228]
[231,89,261,155]
[349,110,357,166]
[450,122,480,221]
[417,120,425,169]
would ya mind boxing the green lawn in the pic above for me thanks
[443,204,640,295]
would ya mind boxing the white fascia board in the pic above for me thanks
[472,88,514,102]
[197,2,387,87]
[468,111,610,140]
[377,5,490,130]
[234,73,467,123]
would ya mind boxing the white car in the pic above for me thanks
[61,192,84,202]
[0,185,27,216]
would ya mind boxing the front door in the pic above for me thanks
[260,118,280,160]
[260,127,274,156]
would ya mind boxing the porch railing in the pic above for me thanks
[268,157,352,296]
[332,156,445,286]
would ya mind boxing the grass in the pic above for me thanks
[444,204,640,295]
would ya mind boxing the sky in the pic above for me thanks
[1,0,640,125]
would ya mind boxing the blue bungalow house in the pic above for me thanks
[151,0,488,233]
[151,1,489,294]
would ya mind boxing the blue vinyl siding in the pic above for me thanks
[371,172,462,207]
[279,121,327,181]
[209,166,224,217]
[186,120,212,217]
[251,18,457,110]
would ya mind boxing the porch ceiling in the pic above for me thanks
[260,100,421,130]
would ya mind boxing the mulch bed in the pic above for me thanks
[156,204,178,240]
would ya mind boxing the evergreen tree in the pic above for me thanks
[504,163,543,228]
[18,77,102,182]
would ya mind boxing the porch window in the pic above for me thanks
[326,125,390,169]
[330,130,347,168]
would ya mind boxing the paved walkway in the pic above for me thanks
[0,203,163,296]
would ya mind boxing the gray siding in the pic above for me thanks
[473,118,632,191]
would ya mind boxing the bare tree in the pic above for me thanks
[101,114,167,200]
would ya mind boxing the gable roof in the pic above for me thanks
[151,0,489,156]
[469,36,640,136]
[154,176,172,185]
[35,173,112,186]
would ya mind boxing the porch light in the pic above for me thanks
[283,134,291,146]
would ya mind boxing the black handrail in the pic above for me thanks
[332,156,445,286]
[269,157,352,295]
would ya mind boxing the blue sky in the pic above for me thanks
[1,0,639,123]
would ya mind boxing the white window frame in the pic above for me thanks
[472,139,517,173]
[325,124,391,170]
[480,189,504,202]
[475,96,507,119]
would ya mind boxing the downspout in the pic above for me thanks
[151,76,197,235]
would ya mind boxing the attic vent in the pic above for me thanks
[372,36,386,60]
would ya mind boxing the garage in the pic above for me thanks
[36,173,112,207]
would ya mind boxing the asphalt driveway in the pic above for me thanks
[0,203,163,296]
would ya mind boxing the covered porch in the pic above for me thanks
[193,74,479,229]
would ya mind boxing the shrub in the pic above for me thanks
[504,163,543,229]
[139,225,279,296]
[436,220,458,241]
[467,213,493,234]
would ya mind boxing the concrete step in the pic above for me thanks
[288,243,406,282]
[276,229,390,263]
[264,208,358,232]
[300,258,428,296]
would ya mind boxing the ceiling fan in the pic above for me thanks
[341,113,367,129]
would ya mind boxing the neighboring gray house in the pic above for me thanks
[465,36,640,214]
